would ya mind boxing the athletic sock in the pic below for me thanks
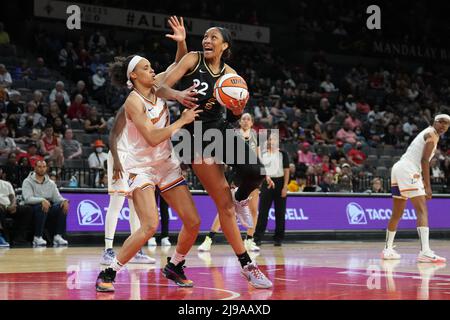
[246,235,253,240]
[208,232,216,240]
[417,227,431,252]
[385,229,396,249]
[104,194,126,250]
[170,250,186,266]
[110,257,124,272]
[237,251,252,268]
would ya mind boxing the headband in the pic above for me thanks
[434,114,450,122]
[126,55,144,89]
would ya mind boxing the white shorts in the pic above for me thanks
[391,160,426,199]
[107,151,130,196]
[126,156,185,197]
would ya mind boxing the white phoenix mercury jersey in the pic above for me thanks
[400,126,438,170]
[123,91,172,174]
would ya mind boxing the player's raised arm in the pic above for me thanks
[124,94,201,147]
[421,133,438,199]
[155,52,200,107]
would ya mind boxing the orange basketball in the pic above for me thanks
[213,74,249,109]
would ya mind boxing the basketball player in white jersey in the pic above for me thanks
[95,51,202,292]
[100,16,188,265]
[382,114,450,262]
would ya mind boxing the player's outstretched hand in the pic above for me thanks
[181,105,203,125]
[176,84,199,109]
[165,16,186,43]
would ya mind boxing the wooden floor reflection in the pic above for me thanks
[1,240,450,300]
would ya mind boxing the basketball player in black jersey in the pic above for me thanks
[157,27,272,288]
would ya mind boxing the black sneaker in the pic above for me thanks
[274,240,282,247]
[162,257,194,287]
[96,268,116,292]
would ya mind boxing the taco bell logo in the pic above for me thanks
[77,200,104,226]
[346,202,367,225]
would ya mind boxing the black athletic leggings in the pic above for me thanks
[156,192,169,238]
[178,120,265,201]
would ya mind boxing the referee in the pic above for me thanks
[254,133,290,247]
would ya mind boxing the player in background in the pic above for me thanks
[382,114,450,263]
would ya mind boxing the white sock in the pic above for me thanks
[170,251,186,266]
[385,230,396,249]
[417,227,431,252]
[104,194,125,250]
[110,257,124,272]
[128,199,141,234]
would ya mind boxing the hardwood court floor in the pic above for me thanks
[1,240,450,300]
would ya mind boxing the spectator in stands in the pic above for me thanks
[311,122,326,143]
[430,158,445,182]
[315,97,335,126]
[365,177,385,193]
[14,59,33,80]
[0,174,33,246]
[335,173,353,193]
[336,122,357,145]
[54,92,68,115]
[46,102,62,125]
[92,68,106,104]
[0,87,6,113]
[402,116,417,137]
[39,124,64,168]
[0,122,18,159]
[320,154,333,173]
[52,117,67,137]
[88,31,107,52]
[344,112,362,131]
[356,97,371,115]
[88,139,108,169]
[297,142,316,166]
[0,22,10,46]
[32,90,46,115]
[49,81,70,107]
[320,74,338,93]
[0,64,12,88]
[19,101,46,129]
[318,172,334,192]
[70,80,89,104]
[89,54,107,74]
[330,140,347,163]
[347,141,367,167]
[344,94,357,113]
[22,160,69,247]
[382,124,398,146]
[3,152,20,188]
[67,94,88,121]
[32,57,50,80]
[59,42,77,77]
[5,91,23,116]
[61,129,82,160]
[84,106,106,134]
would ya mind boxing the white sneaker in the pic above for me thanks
[33,236,47,247]
[148,237,157,247]
[161,237,171,246]
[198,236,212,252]
[381,247,401,260]
[417,250,447,263]
[129,249,156,264]
[245,239,260,252]
[53,234,68,246]
[231,188,253,228]
[241,262,273,289]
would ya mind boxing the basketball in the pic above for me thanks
[213,73,249,109]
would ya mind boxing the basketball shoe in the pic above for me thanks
[381,247,401,260]
[96,268,116,292]
[100,248,115,265]
[417,250,447,263]
[162,257,194,287]
[241,262,273,289]
[129,249,156,264]
[198,236,212,252]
